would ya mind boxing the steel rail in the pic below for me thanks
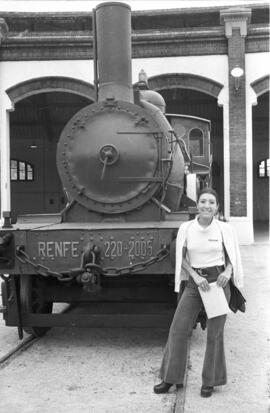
[0,334,38,368]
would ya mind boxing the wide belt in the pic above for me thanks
[193,265,225,276]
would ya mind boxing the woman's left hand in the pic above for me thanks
[217,272,230,288]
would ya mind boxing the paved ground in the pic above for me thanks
[0,242,269,413]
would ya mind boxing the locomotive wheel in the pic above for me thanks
[20,275,53,337]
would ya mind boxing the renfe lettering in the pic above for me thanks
[38,241,80,258]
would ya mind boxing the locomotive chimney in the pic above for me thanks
[94,2,133,103]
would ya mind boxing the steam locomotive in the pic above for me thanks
[0,2,211,338]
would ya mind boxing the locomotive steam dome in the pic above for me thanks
[57,100,170,214]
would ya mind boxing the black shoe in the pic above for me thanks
[153,381,173,394]
[200,385,213,398]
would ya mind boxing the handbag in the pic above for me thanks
[220,232,246,313]
[229,280,246,313]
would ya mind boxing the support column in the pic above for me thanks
[0,19,13,224]
[220,8,251,216]
[0,96,14,224]
[217,88,230,219]
[220,8,254,244]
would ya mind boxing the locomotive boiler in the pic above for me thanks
[0,2,211,338]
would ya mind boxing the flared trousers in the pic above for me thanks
[160,274,231,387]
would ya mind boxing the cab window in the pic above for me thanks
[189,128,204,157]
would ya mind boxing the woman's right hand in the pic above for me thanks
[182,257,210,291]
[193,275,210,291]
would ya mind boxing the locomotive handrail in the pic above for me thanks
[118,177,162,182]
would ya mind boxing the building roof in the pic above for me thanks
[0,2,268,33]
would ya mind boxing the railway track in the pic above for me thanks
[0,334,39,368]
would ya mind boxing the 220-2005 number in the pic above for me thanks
[104,240,153,258]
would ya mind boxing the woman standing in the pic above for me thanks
[154,188,243,397]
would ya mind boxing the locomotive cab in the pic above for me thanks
[166,114,212,201]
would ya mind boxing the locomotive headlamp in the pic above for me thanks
[230,66,244,91]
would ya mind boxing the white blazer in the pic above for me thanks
[174,218,244,293]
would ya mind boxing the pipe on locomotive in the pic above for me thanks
[94,2,134,103]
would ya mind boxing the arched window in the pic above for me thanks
[11,160,34,181]
[189,128,204,157]
[258,158,269,178]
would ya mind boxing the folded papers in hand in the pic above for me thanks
[198,282,231,319]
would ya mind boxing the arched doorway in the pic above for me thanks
[251,76,269,242]
[148,74,224,211]
[6,77,94,221]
